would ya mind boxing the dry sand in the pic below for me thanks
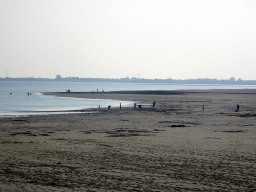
[0,90,256,191]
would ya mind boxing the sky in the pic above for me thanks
[1,0,256,80]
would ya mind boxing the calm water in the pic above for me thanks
[1,81,256,117]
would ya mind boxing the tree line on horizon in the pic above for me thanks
[1,75,256,85]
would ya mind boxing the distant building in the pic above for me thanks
[56,75,62,80]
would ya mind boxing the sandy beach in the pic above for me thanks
[1,90,256,191]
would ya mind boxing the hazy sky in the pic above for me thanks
[1,0,256,80]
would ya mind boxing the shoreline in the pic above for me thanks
[42,89,256,95]
[2,88,255,117]
[41,89,256,104]
[0,111,99,118]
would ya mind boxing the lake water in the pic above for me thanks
[1,81,256,117]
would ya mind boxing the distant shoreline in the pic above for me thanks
[41,89,256,110]
[42,89,256,96]
[2,77,256,85]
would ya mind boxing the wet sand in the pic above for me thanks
[1,90,256,191]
